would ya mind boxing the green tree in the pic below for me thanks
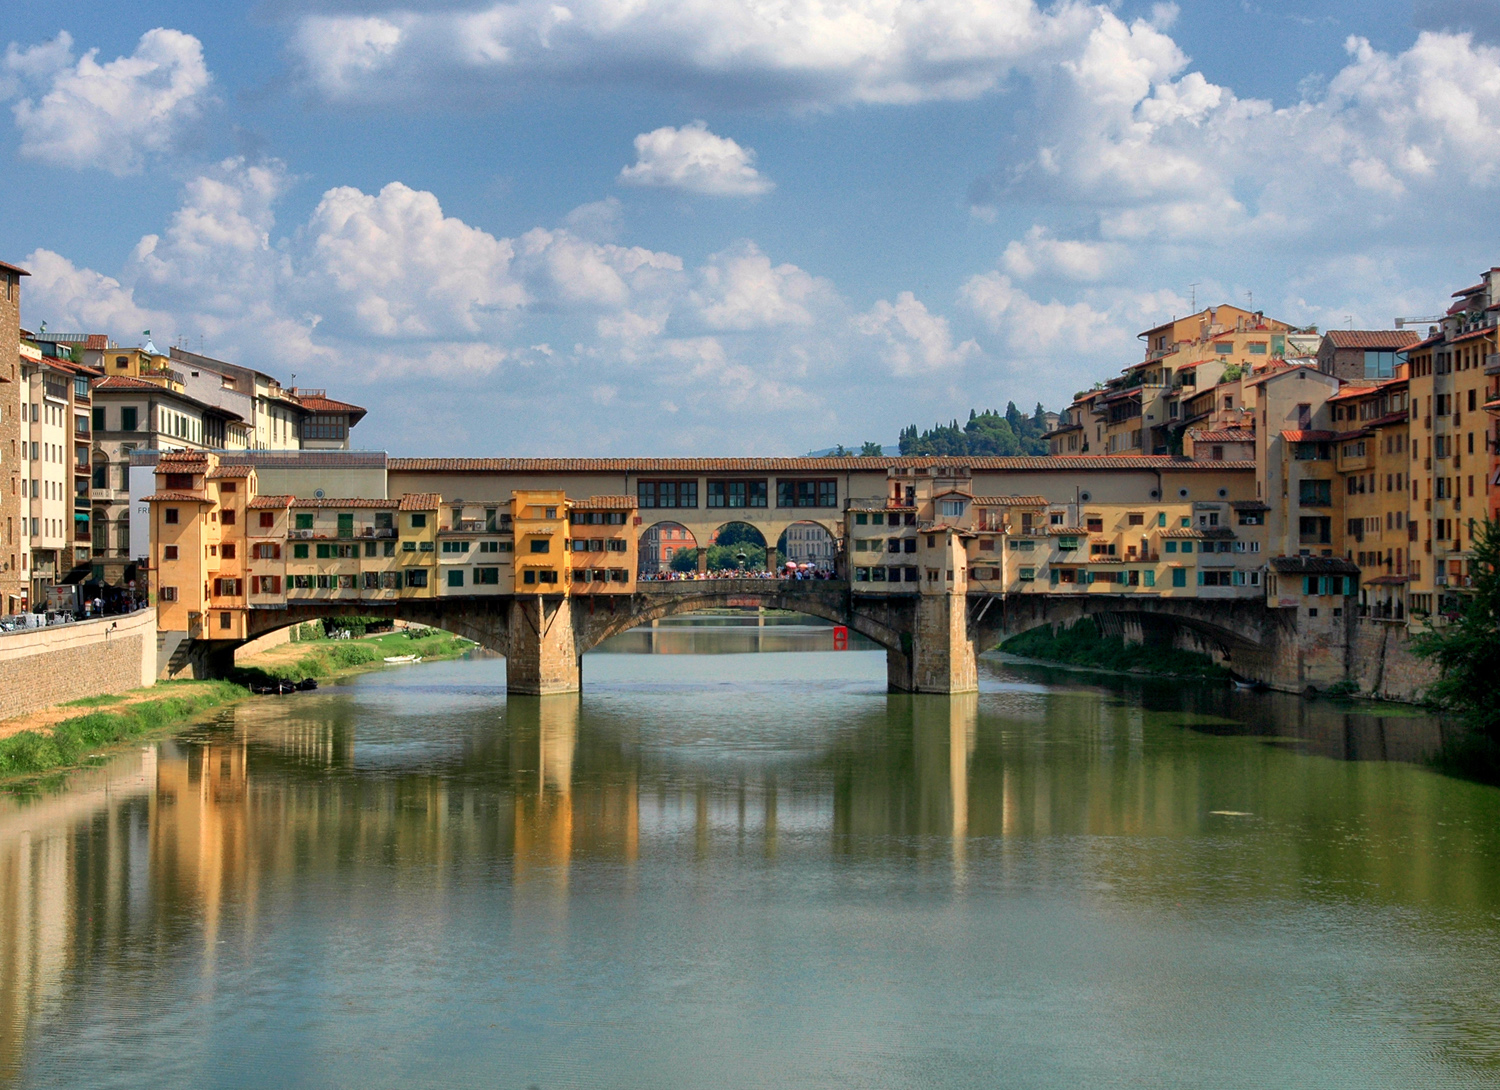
[669,548,699,572]
[1413,517,1500,777]
[860,441,884,456]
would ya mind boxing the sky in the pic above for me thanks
[4,0,1500,456]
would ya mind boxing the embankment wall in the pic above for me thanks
[0,610,157,719]
[1350,619,1440,703]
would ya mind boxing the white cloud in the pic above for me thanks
[4,28,212,173]
[620,121,773,196]
[1001,226,1123,281]
[692,242,833,329]
[856,292,978,376]
[960,273,1128,356]
[289,0,1093,108]
[20,248,168,335]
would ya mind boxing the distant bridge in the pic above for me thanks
[179,580,1310,694]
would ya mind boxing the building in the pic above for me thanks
[1401,268,1500,619]
[18,336,100,609]
[1316,330,1421,382]
[1328,376,1411,619]
[0,261,25,613]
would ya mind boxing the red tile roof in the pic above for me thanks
[972,495,1048,506]
[570,495,637,509]
[388,455,1255,473]
[1448,326,1497,345]
[1188,429,1255,442]
[0,260,30,278]
[398,492,442,511]
[297,394,367,424]
[95,375,164,391]
[206,465,252,478]
[1328,378,1403,401]
[85,334,108,351]
[1404,333,1443,351]
[289,497,398,509]
[141,491,210,503]
[248,495,294,509]
[1280,430,1340,441]
[1452,282,1486,297]
[1323,330,1420,350]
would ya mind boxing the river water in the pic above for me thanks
[3,616,1500,1089]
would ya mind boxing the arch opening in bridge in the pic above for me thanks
[639,521,699,577]
[777,521,837,574]
[708,522,768,572]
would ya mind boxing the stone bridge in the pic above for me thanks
[191,580,1324,694]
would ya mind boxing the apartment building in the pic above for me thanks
[0,262,26,613]
[1328,377,1411,619]
[1316,329,1421,382]
[1248,364,1344,560]
[1403,268,1500,619]
[18,339,99,608]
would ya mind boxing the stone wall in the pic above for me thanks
[1350,619,1440,703]
[0,609,157,719]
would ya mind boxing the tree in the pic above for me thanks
[1413,517,1500,773]
[861,441,883,456]
[669,549,699,572]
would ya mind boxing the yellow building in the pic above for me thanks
[567,496,637,595]
[398,493,440,597]
[512,490,569,593]
[1328,377,1412,619]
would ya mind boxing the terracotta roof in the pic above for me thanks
[1404,333,1443,351]
[206,465,252,478]
[1363,574,1410,585]
[1452,282,1486,297]
[1448,326,1497,345]
[398,492,442,511]
[1161,527,1205,538]
[1365,411,1409,429]
[141,491,209,503]
[248,495,294,510]
[1047,526,1086,535]
[1328,378,1402,401]
[1280,430,1339,442]
[288,496,398,509]
[387,455,1256,473]
[1230,500,1270,511]
[296,394,367,424]
[0,260,30,277]
[85,334,107,350]
[972,495,1048,507]
[1188,429,1255,443]
[1270,556,1360,575]
[160,450,207,461]
[570,495,637,510]
[95,375,164,391]
[1323,330,1420,350]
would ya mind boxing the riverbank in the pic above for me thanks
[0,680,247,779]
[999,619,1230,680]
[0,628,477,783]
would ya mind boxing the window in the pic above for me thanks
[381,572,401,589]
[1299,516,1333,544]
[213,578,240,596]
[523,570,537,585]
[163,545,179,561]
[259,512,275,528]
[121,407,137,431]
[293,543,309,559]
[383,541,396,557]
[638,480,698,508]
[1128,513,1144,526]
[254,543,280,559]
[221,544,236,560]
[363,572,380,590]
[442,540,471,554]
[776,480,837,507]
[159,587,178,602]
[219,612,232,630]
[365,541,377,557]
[405,570,428,588]
[1057,536,1078,551]
[1298,479,1332,507]
[295,513,314,530]
[164,508,179,525]
[376,512,394,530]
[1364,350,1398,379]
[93,407,105,431]
[1086,517,1104,533]
[303,414,348,441]
[608,539,627,552]
[530,539,551,553]
[447,570,465,588]
[403,541,416,552]
[410,513,427,529]
[939,500,965,517]
[1019,567,1035,582]
[1247,342,1267,354]
[165,473,192,490]
[707,479,768,508]
[475,567,500,585]
[1171,568,1187,587]
[221,509,236,526]
[1213,342,1233,354]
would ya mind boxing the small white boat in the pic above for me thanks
[383,654,423,664]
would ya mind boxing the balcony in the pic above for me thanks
[1485,353,1500,375]
[357,527,397,539]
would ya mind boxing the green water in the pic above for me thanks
[2,619,1498,1089]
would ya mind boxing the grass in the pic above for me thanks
[237,628,474,685]
[59,693,129,708]
[0,680,247,779]
[1000,618,1230,680]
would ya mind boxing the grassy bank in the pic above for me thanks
[0,680,247,779]
[237,628,475,684]
[1000,619,1230,680]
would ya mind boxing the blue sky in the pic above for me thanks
[4,0,1499,455]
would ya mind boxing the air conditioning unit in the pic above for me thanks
[291,529,314,539]
[1242,516,1260,525]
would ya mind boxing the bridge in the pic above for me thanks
[193,579,1314,695]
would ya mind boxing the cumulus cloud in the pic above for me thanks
[856,292,979,376]
[1001,226,1123,281]
[288,0,1091,107]
[960,273,1129,357]
[3,28,212,173]
[692,242,833,329]
[619,121,772,196]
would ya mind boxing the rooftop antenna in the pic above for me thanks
[1344,315,1354,329]
[1189,282,1199,312]
[1245,289,1254,309]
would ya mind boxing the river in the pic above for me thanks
[3,616,1499,1089]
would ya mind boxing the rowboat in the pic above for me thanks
[383,654,423,664]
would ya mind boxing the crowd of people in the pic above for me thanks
[639,567,838,582]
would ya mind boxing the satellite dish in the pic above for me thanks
[314,488,326,498]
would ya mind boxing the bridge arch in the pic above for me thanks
[638,520,699,575]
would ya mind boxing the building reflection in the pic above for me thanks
[2,667,1498,1085]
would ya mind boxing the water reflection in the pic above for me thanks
[2,635,1500,1088]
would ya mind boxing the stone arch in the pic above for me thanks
[638,520,699,576]
[707,520,768,571]
[574,585,906,657]
[776,520,838,573]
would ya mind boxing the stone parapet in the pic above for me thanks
[0,610,157,719]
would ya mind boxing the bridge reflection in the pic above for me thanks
[0,668,1490,1083]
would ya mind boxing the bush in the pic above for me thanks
[1001,619,1229,680]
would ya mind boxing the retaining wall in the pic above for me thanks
[0,610,157,720]
[1350,618,1441,703]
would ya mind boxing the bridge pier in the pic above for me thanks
[886,591,978,695]
[506,597,582,695]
